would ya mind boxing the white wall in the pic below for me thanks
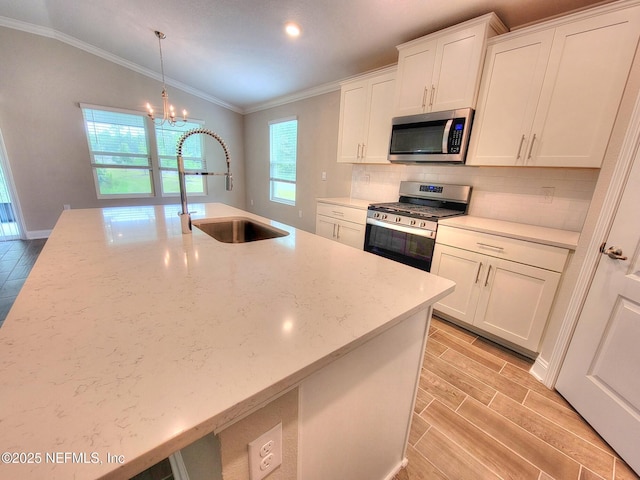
[0,27,245,238]
[243,91,352,232]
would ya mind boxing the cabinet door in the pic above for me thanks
[315,215,336,240]
[529,7,640,167]
[466,30,553,166]
[431,23,487,112]
[431,244,484,325]
[394,39,438,116]
[363,73,395,163]
[337,81,367,163]
[335,220,365,249]
[474,258,560,351]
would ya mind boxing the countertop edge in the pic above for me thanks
[316,197,372,210]
[102,282,455,480]
[438,216,580,250]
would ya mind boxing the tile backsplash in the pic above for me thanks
[351,164,599,232]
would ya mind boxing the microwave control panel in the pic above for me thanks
[448,119,466,154]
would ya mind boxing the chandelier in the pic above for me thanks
[146,30,187,127]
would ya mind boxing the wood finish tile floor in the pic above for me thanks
[395,316,638,480]
[0,239,46,327]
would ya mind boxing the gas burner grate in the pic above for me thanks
[369,202,464,219]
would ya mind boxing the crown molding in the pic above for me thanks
[0,16,243,114]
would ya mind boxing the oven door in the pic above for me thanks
[364,219,436,272]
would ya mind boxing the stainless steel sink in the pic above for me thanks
[192,217,289,243]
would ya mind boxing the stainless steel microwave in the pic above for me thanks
[388,108,474,163]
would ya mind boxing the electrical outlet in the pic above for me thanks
[248,423,282,480]
[321,171,327,181]
[298,210,303,218]
[63,204,71,210]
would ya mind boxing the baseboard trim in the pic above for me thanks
[26,229,51,240]
[530,355,549,383]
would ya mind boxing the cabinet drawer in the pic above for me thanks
[436,225,569,272]
[317,202,367,225]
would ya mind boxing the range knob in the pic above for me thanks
[410,220,416,226]
[382,214,388,220]
[395,216,401,222]
[419,221,426,228]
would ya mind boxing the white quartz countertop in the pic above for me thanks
[438,215,581,250]
[0,203,454,480]
[316,197,372,210]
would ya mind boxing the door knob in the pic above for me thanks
[602,245,628,261]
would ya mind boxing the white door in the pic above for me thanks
[556,133,640,473]
[315,216,337,241]
[394,39,437,116]
[530,7,640,167]
[337,81,367,163]
[432,244,483,325]
[431,23,485,112]
[466,30,553,166]
[363,72,395,163]
[475,258,560,352]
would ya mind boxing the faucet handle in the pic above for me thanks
[226,173,233,191]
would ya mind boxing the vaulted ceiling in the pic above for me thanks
[0,0,608,112]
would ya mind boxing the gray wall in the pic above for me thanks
[243,91,352,233]
[0,27,245,237]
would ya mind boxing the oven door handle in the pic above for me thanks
[366,218,436,239]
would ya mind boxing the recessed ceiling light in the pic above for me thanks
[285,22,301,37]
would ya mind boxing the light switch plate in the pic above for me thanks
[248,422,282,480]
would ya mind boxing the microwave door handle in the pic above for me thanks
[442,119,453,154]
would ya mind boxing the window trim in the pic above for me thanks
[154,119,206,198]
[269,116,298,206]
[81,103,209,200]
[81,103,155,199]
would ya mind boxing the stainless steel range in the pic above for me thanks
[364,182,472,271]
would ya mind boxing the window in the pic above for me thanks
[82,107,153,197]
[269,117,297,205]
[81,105,207,199]
[155,121,206,196]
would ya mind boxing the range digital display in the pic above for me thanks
[419,185,443,193]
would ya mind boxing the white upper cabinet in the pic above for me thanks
[337,69,396,163]
[467,3,640,168]
[394,13,507,117]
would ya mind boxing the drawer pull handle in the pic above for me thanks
[336,224,341,239]
[477,242,504,252]
[516,134,526,159]
[422,87,428,109]
[485,265,492,287]
[475,262,483,284]
[527,133,537,160]
[332,211,344,216]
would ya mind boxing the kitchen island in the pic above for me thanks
[0,203,454,480]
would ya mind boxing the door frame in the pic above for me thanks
[0,129,25,240]
[542,88,640,387]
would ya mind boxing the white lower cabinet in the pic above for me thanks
[315,201,367,249]
[432,225,568,353]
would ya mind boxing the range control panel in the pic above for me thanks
[367,210,437,236]
[419,185,444,194]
